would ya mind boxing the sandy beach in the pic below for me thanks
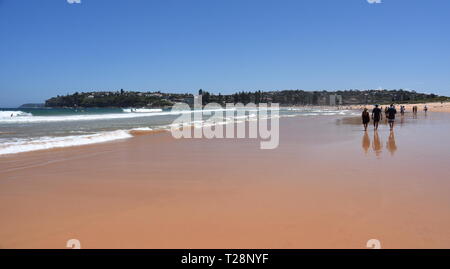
[348,101,450,113]
[1,111,450,249]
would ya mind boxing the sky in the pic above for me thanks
[1,0,450,107]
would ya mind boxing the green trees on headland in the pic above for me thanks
[45,90,179,108]
[44,89,448,108]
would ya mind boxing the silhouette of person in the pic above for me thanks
[362,131,370,154]
[386,104,397,131]
[372,105,382,130]
[362,108,370,131]
[372,131,382,157]
[386,131,397,156]
[400,105,405,116]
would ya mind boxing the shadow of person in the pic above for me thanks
[372,131,382,157]
[362,131,370,154]
[386,130,397,156]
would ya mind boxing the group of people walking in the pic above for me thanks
[411,105,428,114]
[362,104,399,131]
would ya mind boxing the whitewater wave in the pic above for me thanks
[0,108,239,124]
[0,130,133,155]
[122,108,163,113]
[0,108,357,155]
[0,111,32,118]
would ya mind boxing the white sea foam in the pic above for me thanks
[0,130,133,155]
[0,108,355,155]
[0,110,32,118]
[0,108,238,124]
[130,127,153,131]
[122,108,163,113]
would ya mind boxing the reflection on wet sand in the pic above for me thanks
[362,131,370,154]
[400,115,405,126]
[362,130,398,156]
[386,131,397,155]
[372,131,383,157]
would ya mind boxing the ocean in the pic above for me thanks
[0,107,355,155]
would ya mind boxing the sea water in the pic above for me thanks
[0,107,355,155]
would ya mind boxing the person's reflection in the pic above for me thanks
[372,131,382,157]
[362,131,370,154]
[386,130,397,155]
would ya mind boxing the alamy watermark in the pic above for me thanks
[170,95,279,150]
[65,238,381,249]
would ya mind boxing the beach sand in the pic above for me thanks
[1,112,450,249]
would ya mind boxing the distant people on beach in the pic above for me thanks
[400,105,405,116]
[386,104,397,130]
[372,105,382,130]
[412,105,418,114]
[362,108,370,131]
[424,105,428,113]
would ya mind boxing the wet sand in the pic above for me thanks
[1,113,450,249]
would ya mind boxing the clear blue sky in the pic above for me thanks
[1,0,450,107]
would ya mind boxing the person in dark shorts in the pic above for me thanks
[362,108,370,131]
[386,104,397,130]
[372,104,382,130]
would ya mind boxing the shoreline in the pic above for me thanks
[2,114,450,248]
[0,101,445,157]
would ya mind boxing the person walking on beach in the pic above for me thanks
[400,106,405,116]
[362,108,370,131]
[372,105,382,130]
[424,105,428,113]
[386,104,397,130]
[384,106,389,122]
